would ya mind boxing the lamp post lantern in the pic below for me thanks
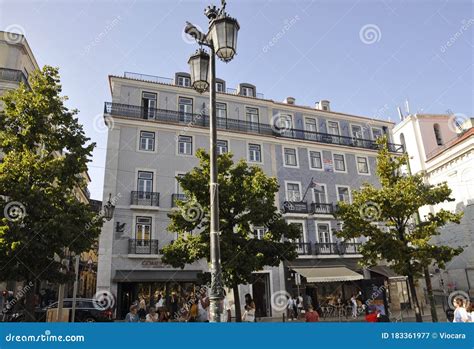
[185,0,239,322]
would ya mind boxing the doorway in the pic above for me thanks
[251,273,271,318]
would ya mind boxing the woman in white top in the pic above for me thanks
[452,298,469,323]
[466,303,474,322]
[145,307,159,322]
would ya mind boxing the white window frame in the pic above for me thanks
[177,75,191,87]
[286,219,307,244]
[177,135,193,156]
[254,226,266,240]
[316,221,333,243]
[326,120,340,136]
[351,124,363,139]
[138,131,155,152]
[285,181,302,202]
[242,86,254,97]
[332,153,347,173]
[136,129,157,153]
[371,127,384,140]
[132,213,154,241]
[356,155,371,175]
[217,139,229,155]
[175,172,185,195]
[335,185,352,203]
[304,117,318,132]
[247,142,263,163]
[311,183,328,204]
[283,147,299,168]
[134,168,157,193]
[216,81,224,92]
[308,149,323,171]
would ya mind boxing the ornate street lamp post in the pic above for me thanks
[185,0,239,322]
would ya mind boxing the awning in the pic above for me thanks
[293,267,363,283]
[368,266,402,279]
[113,270,202,283]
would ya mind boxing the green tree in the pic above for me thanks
[335,138,462,322]
[0,66,103,320]
[162,149,301,321]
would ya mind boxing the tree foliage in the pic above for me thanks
[0,66,102,286]
[162,149,300,318]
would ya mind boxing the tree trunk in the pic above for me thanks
[407,274,423,322]
[24,279,37,322]
[424,266,438,322]
[232,282,241,322]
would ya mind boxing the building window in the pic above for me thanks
[216,82,224,92]
[217,140,228,155]
[254,227,265,240]
[351,125,363,139]
[309,150,322,169]
[317,223,331,243]
[177,75,191,87]
[248,143,261,162]
[372,127,383,139]
[313,184,327,203]
[286,183,301,202]
[178,97,193,123]
[327,121,340,135]
[216,102,227,127]
[139,131,155,151]
[178,135,193,155]
[357,156,369,174]
[433,124,443,145]
[337,186,351,203]
[305,117,317,132]
[137,171,153,195]
[241,86,254,97]
[246,107,259,131]
[142,92,157,119]
[135,216,152,241]
[284,147,298,167]
[333,154,346,172]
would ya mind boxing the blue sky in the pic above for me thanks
[1,0,472,200]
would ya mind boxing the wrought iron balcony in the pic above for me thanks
[128,239,159,254]
[130,191,160,206]
[295,242,362,256]
[104,102,404,153]
[171,193,187,207]
[310,203,334,215]
[283,201,309,214]
[0,68,29,86]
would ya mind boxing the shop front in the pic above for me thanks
[114,269,205,319]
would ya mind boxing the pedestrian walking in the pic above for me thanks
[145,307,159,322]
[452,298,469,323]
[305,305,320,322]
[466,303,474,322]
[137,297,147,320]
[351,294,358,318]
[287,295,296,321]
[242,294,256,322]
[124,305,140,322]
[297,293,304,316]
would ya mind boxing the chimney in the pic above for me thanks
[283,97,295,105]
[315,100,330,111]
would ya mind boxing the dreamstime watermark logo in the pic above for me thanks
[271,290,291,312]
[85,193,121,231]
[262,15,300,53]
[359,24,382,45]
[2,282,34,314]
[4,24,25,44]
[440,18,474,53]
[182,23,204,44]
[4,201,27,222]
[81,15,122,56]
[359,201,381,221]
[93,290,115,311]
[446,112,470,134]
[447,290,470,310]
[93,113,114,133]
[270,114,292,135]
[181,200,204,222]
[373,104,390,119]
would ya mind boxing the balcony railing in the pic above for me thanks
[0,68,29,86]
[130,191,160,206]
[128,239,159,254]
[171,193,187,207]
[124,72,173,85]
[283,201,309,214]
[310,203,334,214]
[295,242,362,256]
[104,102,404,153]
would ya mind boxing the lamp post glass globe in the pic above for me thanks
[209,14,239,62]
[188,49,210,93]
[103,194,115,221]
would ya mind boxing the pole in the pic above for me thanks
[71,255,80,322]
[208,44,224,322]
[57,284,65,322]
